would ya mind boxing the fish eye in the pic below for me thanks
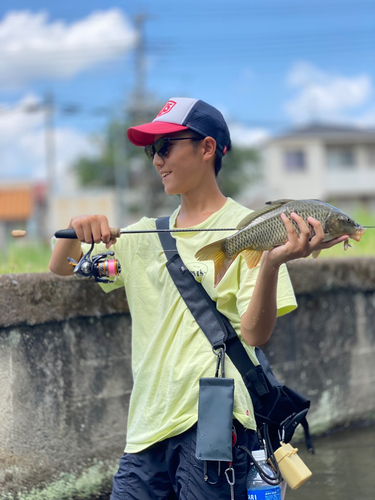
[346,217,352,223]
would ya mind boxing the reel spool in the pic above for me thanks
[68,243,121,283]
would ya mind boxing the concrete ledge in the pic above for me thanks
[2,257,375,329]
[287,257,375,294]
[0,273,128,328]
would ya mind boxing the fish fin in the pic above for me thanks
[236,202,289,229]
[312,250,321,259]
[241,249,264,269]
[195,239,238,286]
[265,199,294,205]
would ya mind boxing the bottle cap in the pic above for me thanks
[252,449,267,462]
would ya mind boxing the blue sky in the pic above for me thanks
[1,0,374,182]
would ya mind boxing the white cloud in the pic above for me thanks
[214,103,270,148]
[229,122,269,147]
[0,9,137,88]
[284,61,373,123]
[0,93,98,187]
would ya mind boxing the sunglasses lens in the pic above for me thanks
[153,138,167,158]
[144,138,175,160]
[144,144,154,160]
[156,144,169,158]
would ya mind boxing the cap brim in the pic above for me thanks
[127,122,189,146]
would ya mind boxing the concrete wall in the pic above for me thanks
[0,274,132,500]
[1,258,375,498]
[268,258,375,435]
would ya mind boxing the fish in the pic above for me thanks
[195,199,366,287]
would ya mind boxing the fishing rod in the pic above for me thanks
[53,226,237,283]
[54,227,237,239]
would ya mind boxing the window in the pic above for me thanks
[326,147,356,168]
[284,150,306,172]
[367,145,375,166]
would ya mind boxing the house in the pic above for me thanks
[261,124,375,210]
[0,184,34,249]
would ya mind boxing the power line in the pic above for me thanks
[153,0,375,10]
[0,41,372,71]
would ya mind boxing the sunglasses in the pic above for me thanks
[144,137,202,160]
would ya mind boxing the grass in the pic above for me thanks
[321,207,375,259]
[0,240,52,274]
[0,208,374,275]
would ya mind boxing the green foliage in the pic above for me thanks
[321,207,375,259]
[218,145,260,198]
[73,121,138,187]
[12,460,115,500]
[0,241,51,274]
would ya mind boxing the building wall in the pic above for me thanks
[263,139,326,201]
[49,189,118,237]
[262,135,375,204]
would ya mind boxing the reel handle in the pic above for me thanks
[55,228,121,239]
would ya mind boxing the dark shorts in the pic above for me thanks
[111,421,257,500]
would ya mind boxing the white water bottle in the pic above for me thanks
[246,449,281,500]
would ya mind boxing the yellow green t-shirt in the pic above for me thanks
[88,198,297,453]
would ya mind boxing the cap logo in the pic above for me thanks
[223,145,227,155]
[157,100,177,117]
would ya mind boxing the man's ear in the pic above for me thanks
[202,137,216,162]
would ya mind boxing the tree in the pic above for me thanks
[218,146,260,199]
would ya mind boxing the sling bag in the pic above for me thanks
[156,217,313,457]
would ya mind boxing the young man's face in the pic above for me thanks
[151,131,211,196]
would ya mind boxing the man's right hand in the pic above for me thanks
[49,214,117,276]
[69,214,118,248]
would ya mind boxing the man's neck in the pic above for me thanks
[176,191,227,228]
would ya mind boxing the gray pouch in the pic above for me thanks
[196,377,235,462]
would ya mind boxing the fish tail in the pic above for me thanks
[195,238,239,287]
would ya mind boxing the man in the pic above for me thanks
[49,98,348,499]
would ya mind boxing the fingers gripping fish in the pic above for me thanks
[194,199,366,287]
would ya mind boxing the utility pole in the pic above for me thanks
[113,120,129,228]
[129,13,152,124]
[44,90,57,238]
[44,90,56,196]
[116,12,152,227]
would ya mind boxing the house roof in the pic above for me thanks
[0,186,33,221]
[269,122,375,144]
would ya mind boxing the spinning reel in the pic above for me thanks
[68,243,121,284]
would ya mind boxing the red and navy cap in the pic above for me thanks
[127,97,231,156]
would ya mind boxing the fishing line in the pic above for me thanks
[118,228,237,234]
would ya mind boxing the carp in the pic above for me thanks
[195,199,366,286]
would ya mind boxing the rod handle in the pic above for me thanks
[54,228,121,239]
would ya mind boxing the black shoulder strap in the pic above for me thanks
[157,217,313,451]
[156,217,261,386]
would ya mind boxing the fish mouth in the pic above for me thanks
[350,227,366,242]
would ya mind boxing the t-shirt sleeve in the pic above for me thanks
[236,257,297,318]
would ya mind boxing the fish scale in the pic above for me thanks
[225,201,325,256]
[195,199,366,287]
